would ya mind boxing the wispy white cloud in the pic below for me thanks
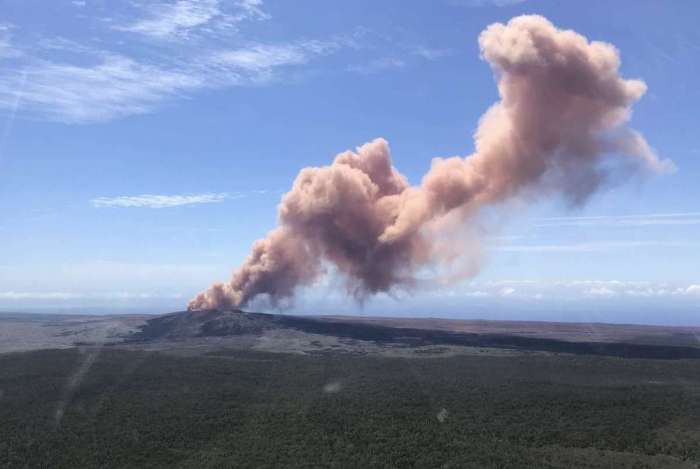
[587,286,616,297]
[117,0,221,38]
[495,240,697,253]
[535,212,700,228]
[0,36,348,122]
[0,24,21,59]
[91,190,271,208]
[412,46,455,60]
[598,283,700,299]
[209,38,345,81]
[92,192,229,208]
[0,55,201,123]
[346,44,453,77]
[0,1,358,123]
[213,44,309,70]
[232,0,270,22]
[347,57,405,75]
[0,291,83,300]
[498,287,515,297]
[463,290,489,297]
[115,0,268,40]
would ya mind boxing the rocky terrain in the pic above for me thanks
[3,309,700,359]
[126,309,700,359]
[0,312,148,353]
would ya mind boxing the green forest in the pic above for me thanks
[1,347,699,468]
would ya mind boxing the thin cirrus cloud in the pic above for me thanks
[91,190,271,208]
[0,39,345,123]
[0,1,454,123]
[92,192,230,208]
[0,291,84,300]
[412,46,455,60]
[0,1,355,123]
[0,25,19,59]
[346,57,406,75]
[346,46,453,75]
[115,0,223,38]
[534,212,700,228]
[0,291,185,301]
[494,240,698,253]
[210,39,346,73]
[114,0,269,40]
[0,55,202,123]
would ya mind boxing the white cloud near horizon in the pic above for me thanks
[0,291,84,300]
[440,280,700,302]
[0,290,185,301]
[3,281,699,305]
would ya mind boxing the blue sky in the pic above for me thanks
[0,0,698,324]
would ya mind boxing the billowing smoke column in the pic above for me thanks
[188,15,673,311]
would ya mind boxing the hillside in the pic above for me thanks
[127,309,700,360]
